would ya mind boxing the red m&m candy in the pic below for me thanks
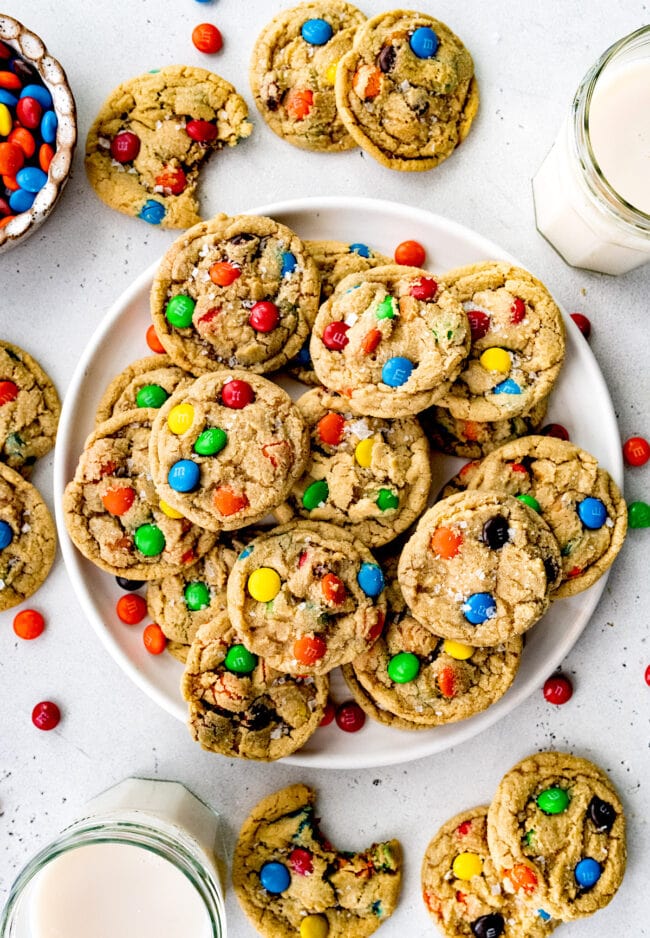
[186,119,218,143]
[510,297,526,323]
[570,313,591,339]
[467,309,490,342]
[322,321,350,351]
[543,674,573,705]
[222,379,254,408]
[16,96,42,129]
[110,131,141,163]
[335,700,365,732]
[0,380,18,405]
[320,700,336,726]
[409,277,437,301]
[192,23,223,54]
[623,436,650,467]
[32,700,60,731]
[249,301,279,332]
[541,423,570,441]
[155,166,187,195]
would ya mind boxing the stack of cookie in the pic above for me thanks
[0,341,59,611]
[251,3,479,172]
[422,751,627,935]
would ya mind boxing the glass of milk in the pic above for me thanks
[0,778,226,938]
[533,25,650,274]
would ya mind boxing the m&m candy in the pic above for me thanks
[222,379,254,408]
[387,652,419,683]
[382,357,413,388]
[452,852,482,880]
[136,384,168,408]
[165,294,195,328]
[168,459,200,493]
[570,313,591,339]
[192,23,223,54]
[134,524,165,556]
[480,348,510,373]
[116,594,147,625]
[110,131,140,163]
[577,497,607,529]
[357,562,384,597]
[300,915,329,938]
[143,623,167,654]
[13,609,45,640]
[301,18,333,45]
[184,581,210,610]
[259,861,290,894]
[224,644,257,674]
[248,567,281,602]
[543,674,573,704]
[194,427,227,455]
[628,501,650,528]
[537,787,570,815]
[249,301,279,332]
[409,26,439,58]
[32,700,60,731]
[394,239,426,267]
[470,914,505,938]
[623,436,650,466]
[574,857,601,889]
[335,700,365,732]
[302,479,329,510]
[517,494,541,513]
[322,321,350,351]
[294,634,327,665]
[462,592,496,624]
[0,519,13,549]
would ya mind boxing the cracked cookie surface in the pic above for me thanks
[435,263,565,422]
[397,491,562,646]
[151,213,320,375]
[85,65,252,229]
[182,610,328,761]
[421,806,556,937]
[149,372,310,532]
[0,463,56,611]
[335,10,478,171]
[233,783,402,937]
[487,751,626,921]
[422,396,548,460]
[310,265,470,418]
[468,435,627,597]
[250,1,366,152]
[63,409,216,579]
[94,354,193,425]
[0,341,60,476]
[275,387,431,547]
[342,557,521,728]
[226,521,387,675]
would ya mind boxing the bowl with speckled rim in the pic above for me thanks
[0,15,76,252]
[53,196,623,769]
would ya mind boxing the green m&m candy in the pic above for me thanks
[136,384,169,409]
[184,581,210,611]
[376,489,399,511]
[134,523,165,556]
[517,493,541,513]
[628,500,650,528]
[536,787,570,815]
[376,296,397,320]
[194,427,227,456]
[302,479,329,511]
[165,294,195,328]
[224,644,258,674]
[387,651,420,684]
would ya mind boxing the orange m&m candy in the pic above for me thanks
[116,594,147,625]
[430,526,463,559]
[285,88,313,120]
[317,412,345,446]
[143,623,167,655]
[146,324,166,354]
[294,635,327,666]
[102,486,136,516]
[213,486,249,516]
[13,609,45,640]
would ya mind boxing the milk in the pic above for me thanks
[28,843,213,938]
[533,28,650,274]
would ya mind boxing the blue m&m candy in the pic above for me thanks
[577,497,607,530]
[0,520,13,550]
[281,251,297,276]
[493,378,522,395]
[357,562,385,597]
[139,199,166,225]
[349,242,370,258]
[295,341,311,365]
[259,861,290,894]
[168,459,200,493]
[301,18,333,45]
[239,544,254,560]
[9,189,36,213]
[0,89,17,106]
[409,26,439,59]
[40,110,58,144]
[574,857,602,889]
[462,592,497,624]
[16,166,47,193]
[382,356,414,388]
[21,84,52,109]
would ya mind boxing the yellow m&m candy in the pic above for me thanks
[300,914,329,938]
[324,61,339,85]
[167,403,195,435]
[479,348,511,374]
[443,640,473,660]
[247,567,281,602]
[159,499,184,519]
[452,852,483,880]
[355,438,375,468]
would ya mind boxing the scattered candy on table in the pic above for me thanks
[543,674,573,705]
[32,700,60,731]
[541,423,570,441]
[192,23,223,54]
[13,609,45,640]
[627,500,650,528]
[116,593,147,625]
[623,436,650,467]
[335,700,365,732]
[319,700,336,726]
[570,313,591,339]
[143,623,167,654]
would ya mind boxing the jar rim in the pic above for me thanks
[573,23,650,232]
[0,820,225,937]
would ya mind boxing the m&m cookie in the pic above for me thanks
[85,66,252,229]
[63,409,216,579]
[487,752,626,921]
[468,435,627,597]
[309,265,470,418]
[398,490,562,646]
[149,372,310,531]
[182,610,329,761]
[422,396,548,460]
[250,1,366,152]
[275,387,432,547]
[150,213,320,374]
[435,263,566,422]
[335,11,479,171]
[94,354,193,425]
[226,521,387,675]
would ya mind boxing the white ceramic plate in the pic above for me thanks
[53,196,622,769]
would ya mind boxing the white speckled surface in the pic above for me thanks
[1,1,649,935]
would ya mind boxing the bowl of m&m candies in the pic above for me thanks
[0,15,76,252]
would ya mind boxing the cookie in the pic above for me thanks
[434,263,565,422]
[94,355,194,425]
[341,557,522,728]
[150,213,321,375]
[422,397,548,460]
[0,341,60,476]
[421,806,556,937]
[226,521,387,675]
[63,409,216,580]
[149,372,310,532]
[335,11,478,171]
[85,65,252,229]
[468,435,627,597]
[166,640,189,664]
[487,751,626,921]
[287,239,392,385]
[250,1,366,152]
[397,491,562,646]
[147,541,237,644]
[0,463,56,611]
[233,783,402,937]
[182,610,328,761]
[310,265,470,418]
[274,387,431,547]
[436,460,482,501]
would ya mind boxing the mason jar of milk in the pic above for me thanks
[0,778,226,938]
[533,25,650,274]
